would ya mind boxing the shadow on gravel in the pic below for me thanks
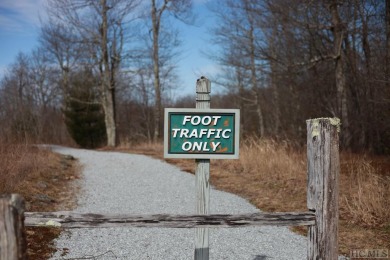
[253,255,270,260]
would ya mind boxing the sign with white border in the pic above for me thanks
[164,108,240,159]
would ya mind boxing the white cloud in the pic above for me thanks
[0,15,24,31]
[0,0,47,32]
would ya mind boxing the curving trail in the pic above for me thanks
[49,146,307,260]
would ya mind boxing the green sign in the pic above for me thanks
[164,108,240,159]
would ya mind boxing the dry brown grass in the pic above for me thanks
[338,154,390,253]
[212,138,307,212]
[0,144,42,194]
[340,155,390,228]
[0,143,80,259]
[125,138,390,255]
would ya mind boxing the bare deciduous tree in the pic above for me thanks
[208,0,389,153]
[45,0,140,147]
[149,0,193,141]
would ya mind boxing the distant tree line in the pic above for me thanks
[206,0,389,154]
[0,0,388,154]
[0,0,191,148]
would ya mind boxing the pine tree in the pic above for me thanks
[64,69,106,148]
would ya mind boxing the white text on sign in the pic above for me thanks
[182,115,221,126]
[171,115,233,152]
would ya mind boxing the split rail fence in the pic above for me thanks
[0,118,340,260]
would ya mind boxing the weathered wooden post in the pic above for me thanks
[306,118,340,260]
[0,194,27,260]
[194,76,211,260]
[164,76,238,258]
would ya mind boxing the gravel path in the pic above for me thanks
[49,146,307,260]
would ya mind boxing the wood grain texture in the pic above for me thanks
[24,211,316,228]
[0,194,27,260]
[306,118,340,260]
[195,76,211,260]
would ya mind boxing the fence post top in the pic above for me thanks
[0,193,25,211]
[196,76,211,94]
[306,117,341,130]
[306,117,340,123]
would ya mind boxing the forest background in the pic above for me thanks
[0,0,388,152]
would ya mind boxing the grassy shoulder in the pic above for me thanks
[122,139,390,256]
[0,144,80,259]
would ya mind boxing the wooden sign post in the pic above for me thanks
[194,77,211,260]
[164,76,240,260]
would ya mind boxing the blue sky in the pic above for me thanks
[0,0,221,98]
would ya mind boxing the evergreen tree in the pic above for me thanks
[64,69,106,148]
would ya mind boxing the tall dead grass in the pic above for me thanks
[128,137,390,252]
[1,144,42,193]
[128,138,390,228]
[0,141,80,259]
[340,155,390,228]
[212,137,307,211]
[0,143,58,198]
[213,138,390,227]
[213,138,389,252]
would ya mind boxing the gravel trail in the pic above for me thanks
[49,146,307,260]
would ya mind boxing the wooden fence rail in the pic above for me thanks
[0,118,340,260]
[24,211,316,228]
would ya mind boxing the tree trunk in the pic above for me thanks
[236,68,245,136]
[330,1,350,147]
[360,5,374,151]
[249,23,264,137]
[140,72,153,141]
[387,0,390,85]
[100,0,116,147]
[269,29,280,135]
[151,0,162,141]
[255,92,265,137]
[102,90,116,147]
